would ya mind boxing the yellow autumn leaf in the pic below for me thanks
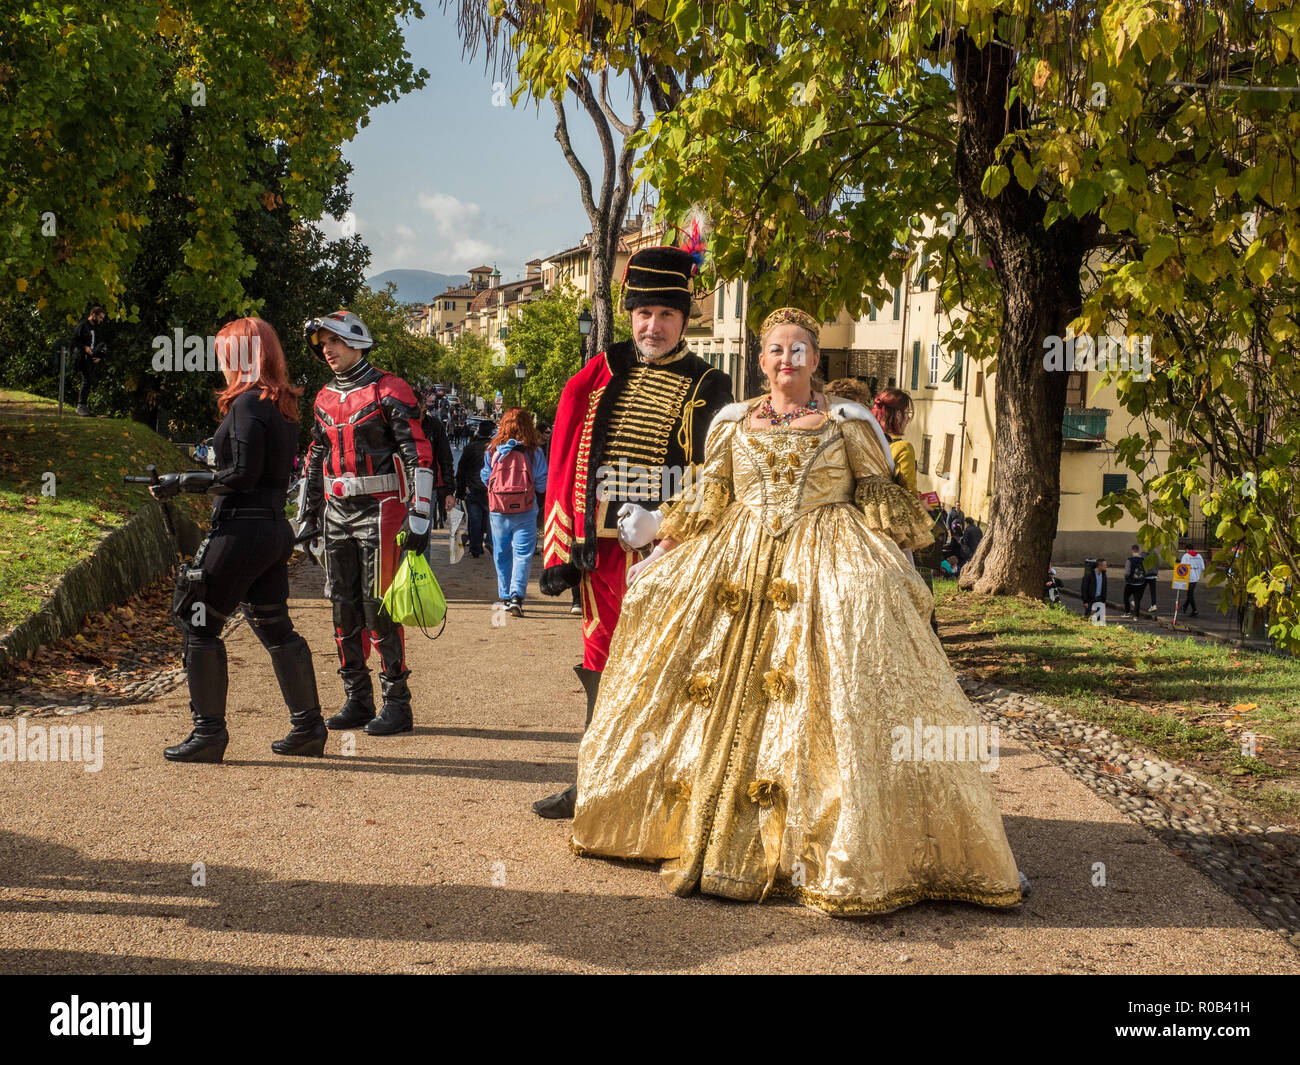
[15,277,27,292]
[1228,702,1257,714]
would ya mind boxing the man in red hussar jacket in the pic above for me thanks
[295,310,434,736]
[532,240,734,818]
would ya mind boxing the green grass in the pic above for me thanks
[0,390,206,633]
[933,578,1300,822]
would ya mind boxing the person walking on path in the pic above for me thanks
[295,310,434,737]
[149,318,326,763]
[1142,548,1161,616]
[1082,558,1108,618]
[483,408,548,617]
[455,419,494,558]
[71,304,107,416]
[1179,547,1206,616]
[1122,544,1147,618]
[419,396,457,531]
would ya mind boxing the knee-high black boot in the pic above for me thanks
[269,636,328,756]
[325,620,376,730]
[164,636,229,763]
[532,664,600,819]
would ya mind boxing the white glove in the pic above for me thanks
[627,544,668,588]
[617,503,664,549]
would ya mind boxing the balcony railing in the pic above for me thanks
[1062,407,1110,443]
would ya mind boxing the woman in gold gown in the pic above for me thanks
[571,308,1024,916]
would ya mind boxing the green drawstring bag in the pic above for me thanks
[381,532,448,638]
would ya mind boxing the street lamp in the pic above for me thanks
[578,308,593,366]
[514,360,527,406]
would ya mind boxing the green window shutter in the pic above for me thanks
[735,284,743,319]
[911,340,921,390]
[893,283,901,320]
[946,351,967,387]
[1102,473,1128,496]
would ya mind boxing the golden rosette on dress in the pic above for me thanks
[571,398,1021,915]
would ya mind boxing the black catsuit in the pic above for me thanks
[172,391,315,747]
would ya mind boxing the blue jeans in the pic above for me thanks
[465,498,490,556]
[490,510,537,601]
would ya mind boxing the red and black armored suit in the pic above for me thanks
[300,355,433,717]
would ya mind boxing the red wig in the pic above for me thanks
[491,407,541,451]
[215,317,302,423]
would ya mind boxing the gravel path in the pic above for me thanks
[1,541,1297,974]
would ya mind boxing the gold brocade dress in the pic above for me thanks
[570,398,1023,916]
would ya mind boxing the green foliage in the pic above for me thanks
[2,0,427,321]
[503,285,595,420]
[350,284,444,392]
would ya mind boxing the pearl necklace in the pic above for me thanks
[758,394,819,427]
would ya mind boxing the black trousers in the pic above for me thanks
[321,494,410,709]
[76,360,95,408]
[179,515,296,642]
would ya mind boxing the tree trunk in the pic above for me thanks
[742,256,773,398]
[950,29,1097,597]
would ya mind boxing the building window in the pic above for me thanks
[972,455,978,474]
[892,283,901,320]
[911,340,921,391]
[919,435,932,474]
[1102,473,1128,496]
[952,349,963,389]
[868,299,877,322]
[734,282,743,320]
[975,370,984,397]
[928,342,940,386]
[1065,371,1087,407]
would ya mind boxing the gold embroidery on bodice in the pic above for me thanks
[733,421,854,536]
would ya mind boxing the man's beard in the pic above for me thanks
[635,334,685,363]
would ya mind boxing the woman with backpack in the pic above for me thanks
[482,408,548,616]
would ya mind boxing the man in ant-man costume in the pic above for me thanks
[296,311,433,736]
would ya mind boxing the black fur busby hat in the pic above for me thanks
[621,246,696,316]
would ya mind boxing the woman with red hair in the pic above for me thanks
[149,317,327,763]
[482,407,548,616]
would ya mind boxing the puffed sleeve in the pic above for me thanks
[841,419,935,551]
[656,417,736,543]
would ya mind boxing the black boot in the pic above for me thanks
[164,636,229,763]
[365,668,413,735]
[326,619,375,729]
[533,665,600,819]
[325,688,375,730]
[268,636,328,756]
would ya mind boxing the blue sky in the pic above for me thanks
[326,6,649,283]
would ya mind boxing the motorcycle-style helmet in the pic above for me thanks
[304,310,373,361]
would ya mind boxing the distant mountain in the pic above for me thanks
[365,269,469,305]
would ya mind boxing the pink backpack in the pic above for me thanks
[488,446,535,513]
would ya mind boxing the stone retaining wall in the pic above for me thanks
[0,502,202,671]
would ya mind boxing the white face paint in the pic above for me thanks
[791,341,808,368]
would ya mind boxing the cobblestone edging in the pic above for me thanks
[960,676,1300,945]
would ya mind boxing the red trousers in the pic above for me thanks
[578,538,636,672]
